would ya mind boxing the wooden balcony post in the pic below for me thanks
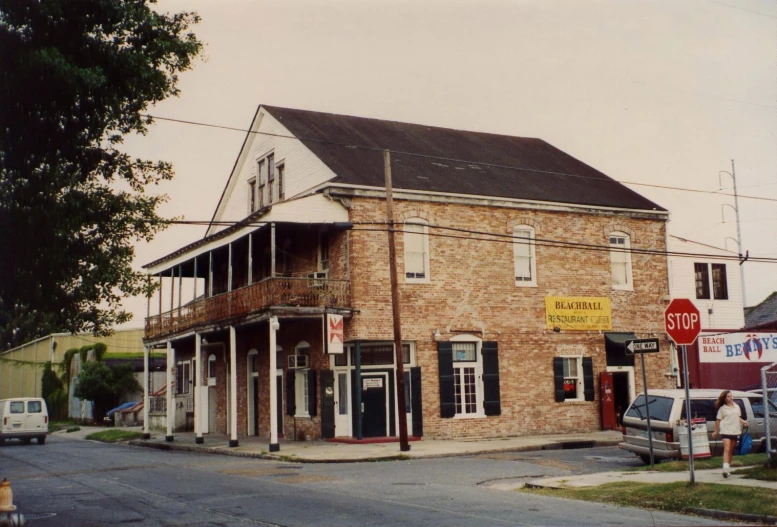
[248,233,253,286]
[166,342,174,442]
[271,223,276,278]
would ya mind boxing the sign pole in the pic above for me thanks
[681,344,695,485]
[640,352,655,469]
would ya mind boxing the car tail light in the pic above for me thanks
[621,424,626,435]
[44,416,48,424]
[666,431,673,443]
[3,417,6,426]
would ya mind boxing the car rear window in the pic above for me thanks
[625,395,674,421]
[27,401,42,413]
[681,399,745,421]
[10,401,24,414]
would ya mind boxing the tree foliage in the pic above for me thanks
[0,0,202,350]
[74,360,140,421]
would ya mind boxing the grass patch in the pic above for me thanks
[85,429,144,443]
[628,453,766,472]
[49,420,77,432]
[733,463,777,481]
[521,481,777,518]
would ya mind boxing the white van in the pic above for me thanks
[0,398,49,445]
[619,389,773,464]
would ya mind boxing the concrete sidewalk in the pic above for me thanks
[55,426,622,462]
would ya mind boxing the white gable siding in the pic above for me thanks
[667,236,744,329]
[209,108,339,236]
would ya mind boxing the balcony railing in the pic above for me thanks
[145,276,350,339]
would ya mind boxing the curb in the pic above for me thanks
[688,508,777,526]
[126,438,621,464]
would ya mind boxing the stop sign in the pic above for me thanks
[664,298,701,345]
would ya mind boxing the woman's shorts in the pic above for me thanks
[720,434,739,440]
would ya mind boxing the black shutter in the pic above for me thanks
[482,342,501,416]
[583,357,595,402]
[320,370,334,437]
[411,367,423,437]
[308,369,318,417]
[438,342,455,418]
[286,370,296,416]
[553,357,565,402]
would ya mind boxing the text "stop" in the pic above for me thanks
[666,312,698,331]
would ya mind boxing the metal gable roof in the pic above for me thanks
[262,105,666,212]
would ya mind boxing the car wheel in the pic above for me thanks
[37,436,46,445]
[23,438,32,445]
[0,437,4,446]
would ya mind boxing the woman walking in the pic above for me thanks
[711,390,748,478]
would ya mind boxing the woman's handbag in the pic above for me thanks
[735,428,753,456]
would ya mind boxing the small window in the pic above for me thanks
[609,233,633,290]
[513,226,536,286]
[334,353,348,367]
[207,354,217,384]
[10,401,24,414]
[711,264,728,300]
[404,220,429,282]
[277,163,285,201]
[338,372,348,415]
[256,159,266,209]
[561,357,582,401]
[695,263,710,299]
[319,233,330,271]
[27,401,42,413]
[248,178,257,213]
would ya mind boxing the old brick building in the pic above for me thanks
[142,106,673,449]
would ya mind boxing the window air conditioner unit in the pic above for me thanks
[288,354,309,369]
[307,271,328,288]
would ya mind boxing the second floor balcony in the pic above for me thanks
[145,275,351,340]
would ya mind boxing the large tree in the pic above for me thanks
[0,0,202,349]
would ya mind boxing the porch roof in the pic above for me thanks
[143,194,350,274]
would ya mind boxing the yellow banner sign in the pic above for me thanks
[545,296,612,331]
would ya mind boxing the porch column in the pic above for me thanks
[248,233,253,285]
[271,223,276,277]
[209,251,213,297]
[355,341,362,440]
[269,316,280,452]
[170,268,175,313]
[158,275,163,316]
[177,265,182,316]
[142,345,150,439]
[229,326,238,447]
[166,342,175,442]
[194,332,204,444]
[228,243,233,292]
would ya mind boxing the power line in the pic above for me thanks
[144,114,777,204]
[153,218,777,264]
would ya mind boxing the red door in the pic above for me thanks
[599,372,617,430]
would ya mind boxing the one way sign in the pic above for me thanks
[625,338,660,355]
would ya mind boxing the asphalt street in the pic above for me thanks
[0,436,732,527]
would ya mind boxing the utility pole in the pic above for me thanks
[384,150,410,452]
[719,159,746,306]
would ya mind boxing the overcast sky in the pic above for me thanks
[120,0,777,327]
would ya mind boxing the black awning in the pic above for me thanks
[604,332,637,367]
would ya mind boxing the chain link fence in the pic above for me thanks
[762,361,777,465]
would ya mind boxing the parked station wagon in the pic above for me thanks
[619,389,774,464]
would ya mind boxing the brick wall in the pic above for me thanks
[346,197,671,438]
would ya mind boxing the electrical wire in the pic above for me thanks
[143,114,777,204]
[149,218,777,264]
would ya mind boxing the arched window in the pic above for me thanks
[609,232,633,290]
[404,218,430,282]
[513,226,536,286]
